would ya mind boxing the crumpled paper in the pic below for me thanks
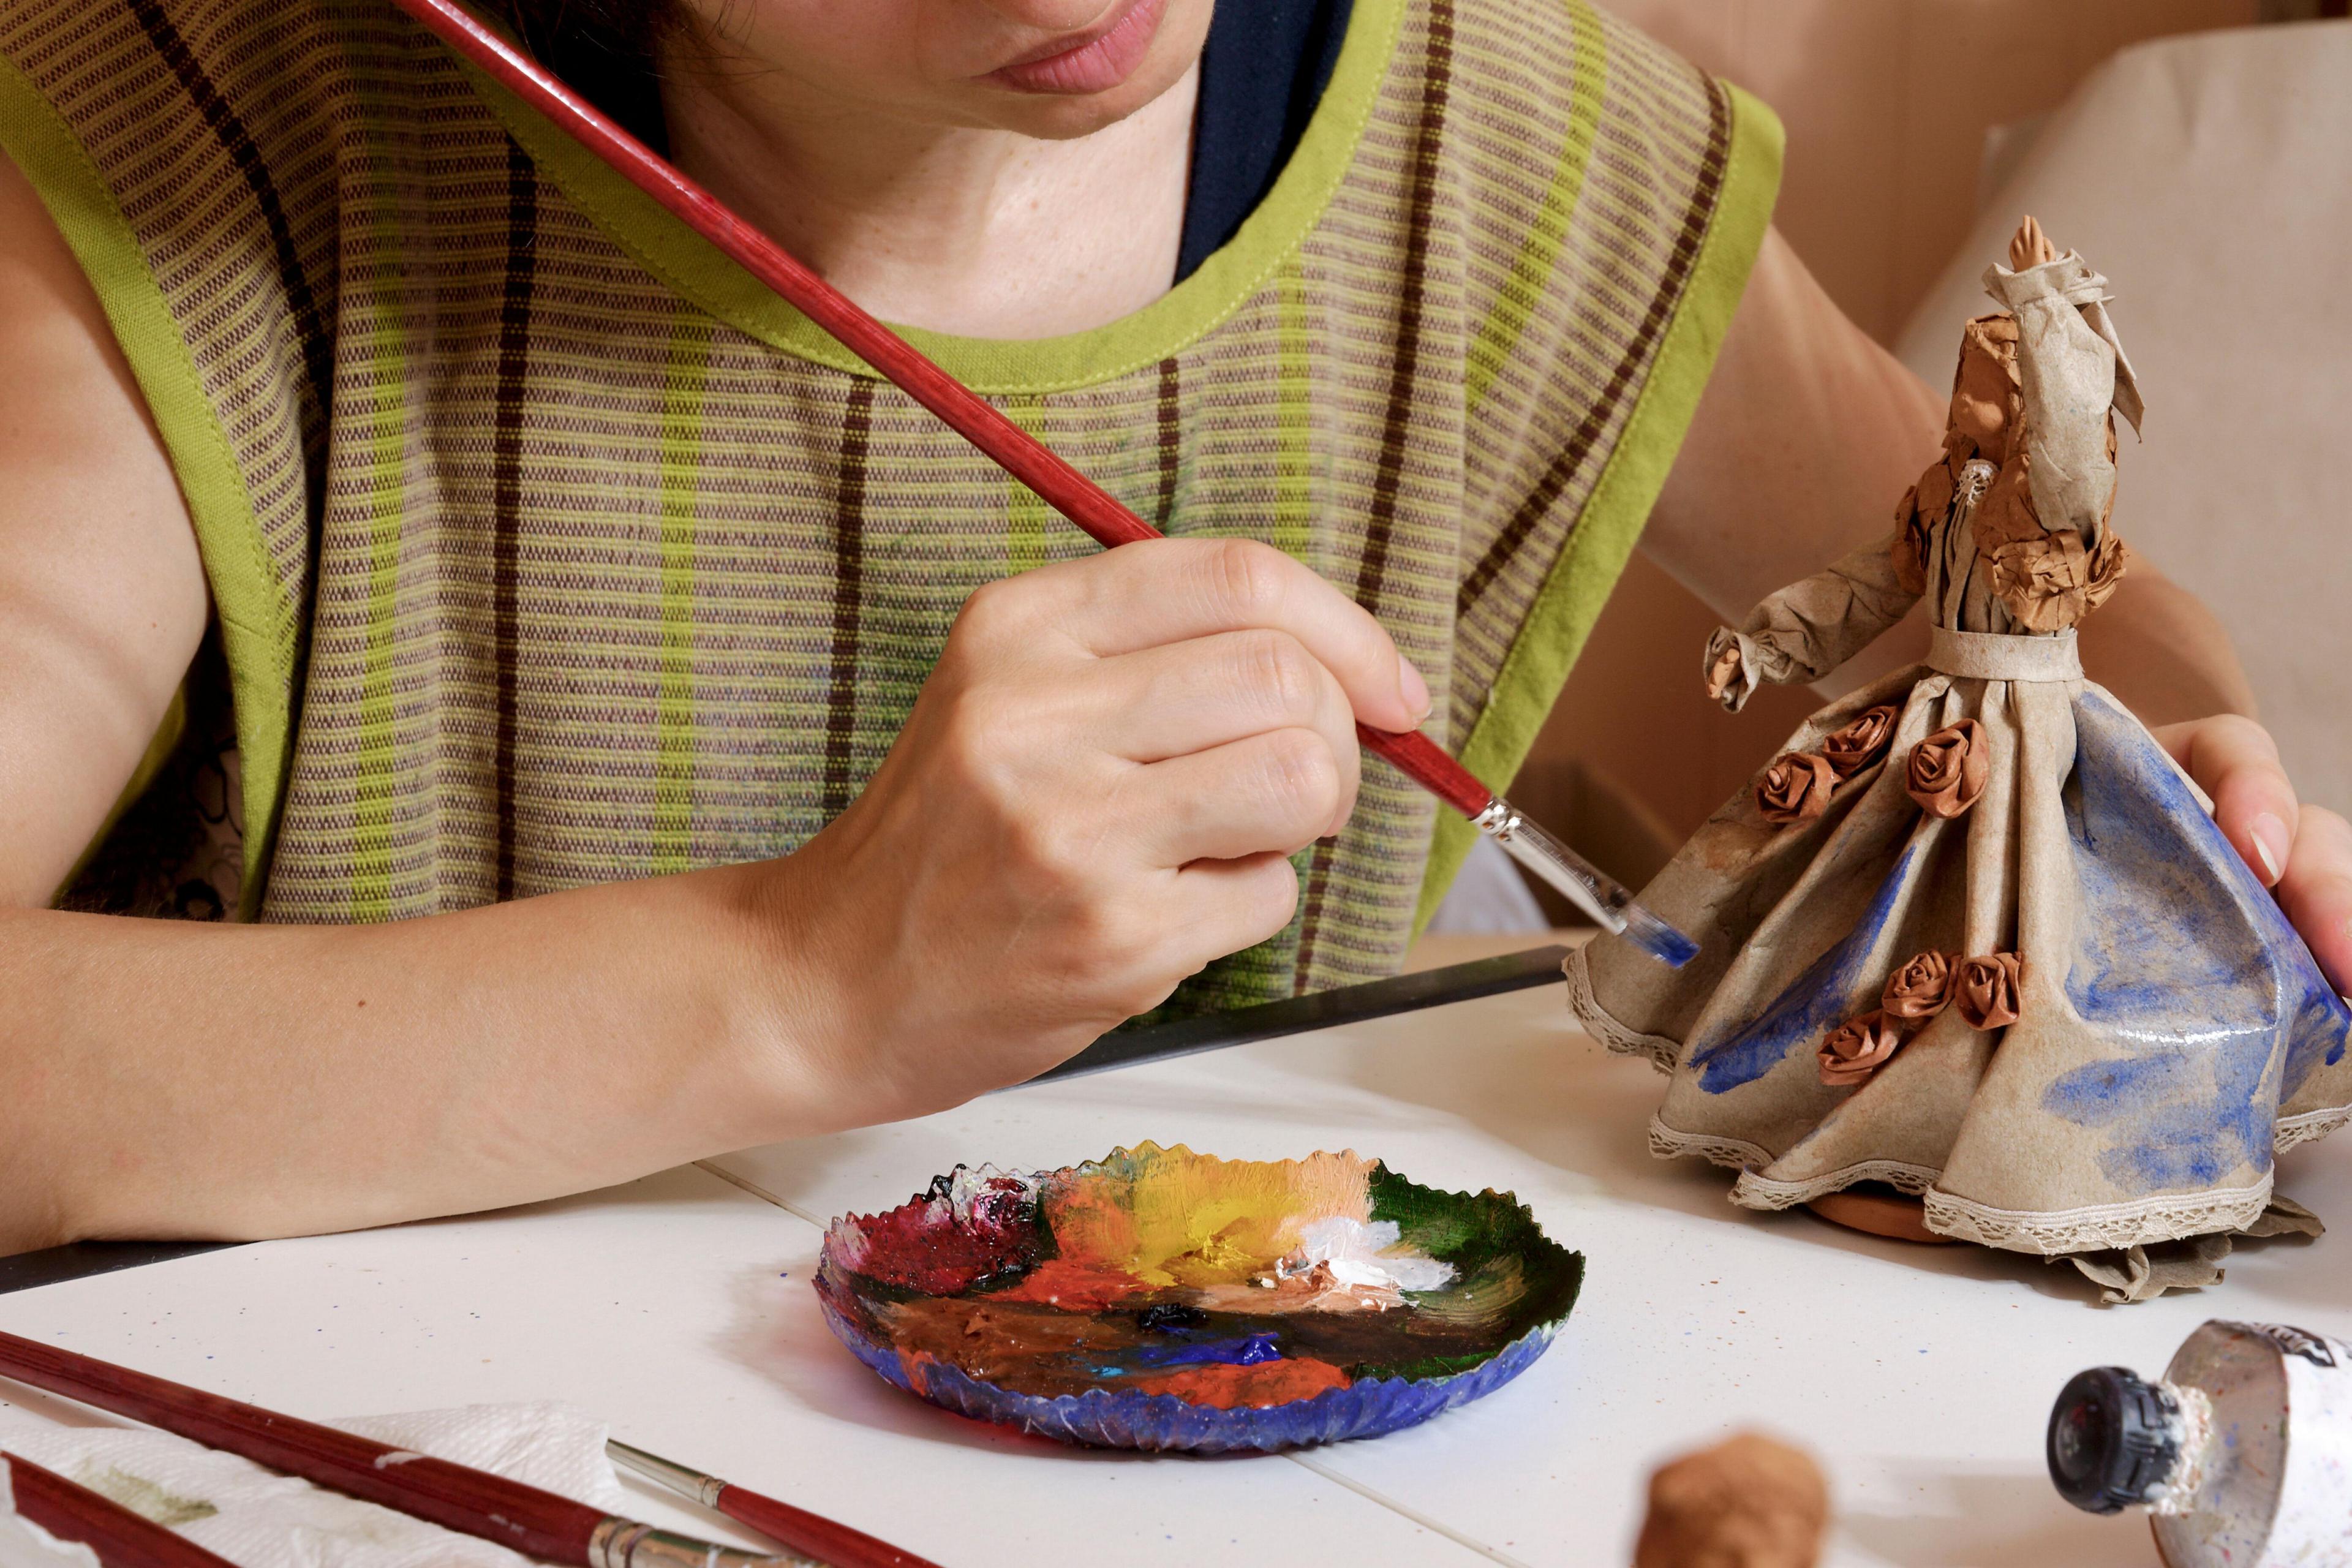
[0,1403,625,1568]
[2065,1194,2326,1303]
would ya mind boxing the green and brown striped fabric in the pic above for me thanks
[1,0,1778,1012]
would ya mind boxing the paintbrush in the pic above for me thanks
[607,1441,937,1568]
[0,1331,812,1568]
[381,0,1695,969]
[4,1452,239,1568]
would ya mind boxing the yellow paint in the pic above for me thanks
[1042,1144,1375,1287]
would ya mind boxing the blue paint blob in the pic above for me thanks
[1689,844,1920,1094]
[1130,1333,1285,1370]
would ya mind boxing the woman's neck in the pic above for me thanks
[659,49,1198,341]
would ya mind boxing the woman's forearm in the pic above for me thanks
[0,864,827,1253]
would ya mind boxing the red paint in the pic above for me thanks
[385,0,1506,829]
[989,1259,1152,1311]
[1131,1357,1351,1409]
[845,1177,1044,1295]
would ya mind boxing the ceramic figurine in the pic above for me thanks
[1569,217,2352,1301]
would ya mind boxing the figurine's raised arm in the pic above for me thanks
[1702,537,1921,712]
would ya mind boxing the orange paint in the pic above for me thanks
[989,1259,1153,1311]
[1131,1357,1351,1409]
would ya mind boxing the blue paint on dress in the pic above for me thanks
[1689,844,1918,1094]
[2040,692,2348,1185]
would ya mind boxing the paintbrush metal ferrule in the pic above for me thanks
[1473,798,1696,968]
[589,1518,814,1568]
[606,1439,726,1509]
[606,1440,941,1568]
[0,1332,804,1568]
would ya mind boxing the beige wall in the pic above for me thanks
[1511,1,2261,914]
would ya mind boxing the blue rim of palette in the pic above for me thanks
[820,1294,1563,1454]
[814,1148,1585,1453]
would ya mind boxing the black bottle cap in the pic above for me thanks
[2047,1366,2183,1515]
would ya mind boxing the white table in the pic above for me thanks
[5,933,2348,1568]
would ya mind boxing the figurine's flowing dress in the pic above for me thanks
[1569,257,2352,1278]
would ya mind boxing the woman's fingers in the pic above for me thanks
[1082,628,1357,764]
[2154,715,2299,888]
[985,537,1432,734]
[1125,726,1356,861]
[1166,851,1305,970]
[2277,807,2352,995]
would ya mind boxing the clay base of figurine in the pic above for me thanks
[1806,1188,1956,1245]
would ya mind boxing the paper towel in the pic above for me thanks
[0,1402,624,1568]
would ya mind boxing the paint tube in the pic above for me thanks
[2046,1319,2352,1566]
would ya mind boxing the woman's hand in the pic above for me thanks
[2157,715,2352,992]
[756,537,1430,1123]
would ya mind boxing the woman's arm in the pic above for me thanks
[1642,227,2350,986]
[0,151,1431,1255]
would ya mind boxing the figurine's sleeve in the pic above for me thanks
[1703,534,1921,712]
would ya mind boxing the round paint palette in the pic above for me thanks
[814,1145,1584,1452]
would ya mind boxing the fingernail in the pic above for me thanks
[1398,655,1432,723]
[2251,812,2290,884]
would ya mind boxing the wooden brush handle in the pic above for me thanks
[714,1483,941,1568]
[6,1452,239,1568]
[386,0,1498,824]
[0,1330,603,1565]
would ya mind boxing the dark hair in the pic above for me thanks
[484,0,676,148]
[486,0,674,58]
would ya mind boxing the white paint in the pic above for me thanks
[2149,1322,2352,1568]
[1,933,2348,1567]
[1280,1216,1456,1294]
[371,1450,425,1469]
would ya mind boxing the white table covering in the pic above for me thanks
[4,935,2347,1567]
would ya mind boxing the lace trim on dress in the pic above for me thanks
[1731,1161,1942,1212]
[1923,1178,2274,1256]
[1648,1115,1769,1172]
[1565,946,1681,1073]
[2275,1104,2352,1154]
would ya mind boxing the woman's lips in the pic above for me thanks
[986,0,1170,95]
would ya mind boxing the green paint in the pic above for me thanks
[654,311,715,874]
[76,1467,220,1529]
[1463,0,1608,419]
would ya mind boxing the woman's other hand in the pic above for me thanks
[757,537,1431,1122]
[2157,715,2352,993]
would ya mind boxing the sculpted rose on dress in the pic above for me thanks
[1819,1012,1904,1087]
[1906,720,1988,819]
[1881,951,1958,1022]
[1754,753,1838,826]
[1955,953,2024,1030]
[1820,706,1899,780]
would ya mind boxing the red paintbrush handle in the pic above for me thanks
[713,1483,941,1568]
[387,0,1501,824]
[6,1452,239,1568]
[389,0,1156,556]
[0,1331,601,1566]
